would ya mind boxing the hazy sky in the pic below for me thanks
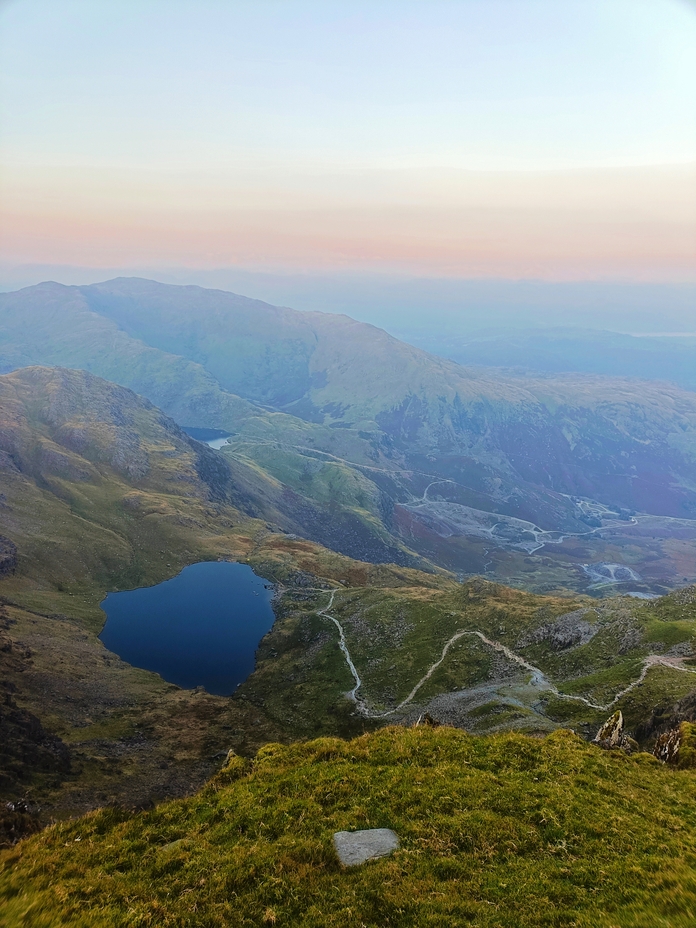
[1,0,695,280]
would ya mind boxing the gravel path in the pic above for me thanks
[315,589,696,719]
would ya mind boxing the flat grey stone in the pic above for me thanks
[333,828,400,867]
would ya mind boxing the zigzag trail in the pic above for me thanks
[317,590,363,702]
[314,589,696,720]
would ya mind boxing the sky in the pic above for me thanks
[1,0,695,281]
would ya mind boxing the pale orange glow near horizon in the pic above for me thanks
[2,163,694,280]
[2,1,695,282]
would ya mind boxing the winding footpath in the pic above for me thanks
[317,590,363,702]
[415,478,637,556]
[221,439,646,559]
[315,589,696,719]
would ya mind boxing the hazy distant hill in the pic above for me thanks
[38,279,696,509]
[3,279,696,592]
[0,281,259,432]
[412,327,696,393]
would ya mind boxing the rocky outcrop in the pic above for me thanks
[670,586,696,606]
[653,727,682,764]
[0,537,17,577]
[635,688,696,744]
[0,799,42,848]
[653,723,696,768]
[593,711,637,753]
[518,609,598,651]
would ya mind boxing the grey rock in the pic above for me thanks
[618,626,643,654]
[664,641,695,658]
[594,710,638,753]
[594,710,626,748]
[517,609,598,652]
[333,828,400,867]
[671,586,696,605]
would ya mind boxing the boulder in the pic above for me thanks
[333,828,400,867]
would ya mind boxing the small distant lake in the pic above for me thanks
[99,562,275,696]
[206,436,231,450]
[182,426,231,450]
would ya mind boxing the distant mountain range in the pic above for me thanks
[2,278,696,593]
[409,326,696,393]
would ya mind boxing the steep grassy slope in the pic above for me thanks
[3,725,696,927]
[0,365,295,615]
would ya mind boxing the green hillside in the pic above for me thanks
[1,366,696,928]
[3,725,696,927]
[3,278,696,594]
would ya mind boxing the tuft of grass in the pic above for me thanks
[3,725,696,927]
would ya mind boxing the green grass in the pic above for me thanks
[3,726,696,927]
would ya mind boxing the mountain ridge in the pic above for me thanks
[2,279,696,595]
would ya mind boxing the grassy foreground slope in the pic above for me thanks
[3,725,696,928]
